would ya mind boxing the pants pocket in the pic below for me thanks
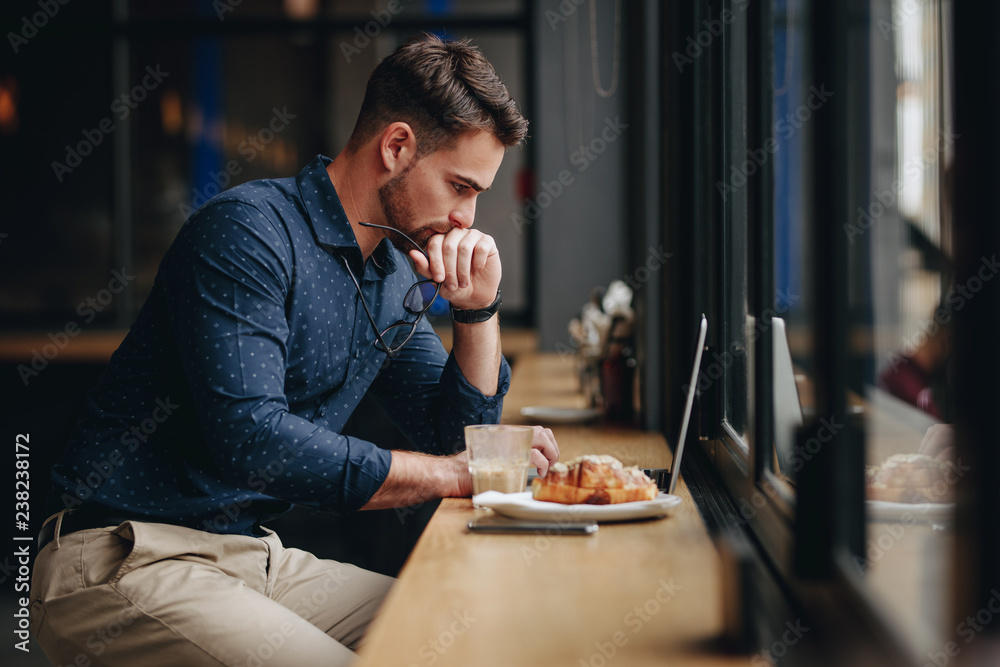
[81,528,137,588]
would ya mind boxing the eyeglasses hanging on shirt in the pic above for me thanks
[340,221,442,358]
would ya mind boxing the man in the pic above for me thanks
[31,33,558,666]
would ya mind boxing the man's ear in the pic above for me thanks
[379,122,418,175]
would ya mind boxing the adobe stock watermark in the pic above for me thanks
[671,0,750,73]
[214,0,243,20]
[7,0,72,54]
[923,589,1000,667]
[853,467,971,577]
[683,288,800,397]
[519,505,591,565]
[51,65,170,183]
[511,115,628,233]
[17,268,135,386]
[200,443,306,533]
[288,568,353,621]
[12,545,31,653]
[622,245,672,292]
[394,500,429,525]
[726,415,844,526]
[877,0,920,41]
[407,609,478,667]
[57,396,180,512]
[178,106,297,219]
[843,128,958,244]
[0,555,18,586]
[751,619,810,666]
[578,578,682,667]
[882,254,998,375]
[243,622,298,667]
[53,598,142,665]
[550,245,672,366]
[542,0,587,30]
[339,0,417,63]
[717,84,834,201]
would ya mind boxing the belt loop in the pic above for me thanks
[262,533,277,598]
[53,509,70,550]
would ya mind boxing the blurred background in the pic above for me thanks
[0,0,536,329]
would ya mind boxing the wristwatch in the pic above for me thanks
[450,290,502,323]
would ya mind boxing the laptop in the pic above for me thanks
[522,314,708,495]
[642,313,708,494]
[771,317,804,479]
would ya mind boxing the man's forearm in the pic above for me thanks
[450,315,502,396]
[360,450,470,510]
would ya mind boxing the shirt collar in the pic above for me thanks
[296,154,398,278]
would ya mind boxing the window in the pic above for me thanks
[857,0,955,653]
[659,0,977,662]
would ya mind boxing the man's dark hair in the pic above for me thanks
[346,33,528,156]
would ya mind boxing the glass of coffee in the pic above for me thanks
[465,424,534,506]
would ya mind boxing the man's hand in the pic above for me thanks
[362,450,469,510]
[362,426,561,508]
[918,423,955,462]
[409,227,503,396]
[529,425,559,477]
[410,228,501,310]
[450,450,473,497]
[452,426,559,496]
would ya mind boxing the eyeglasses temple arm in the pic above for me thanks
[339,255,395,355]
[357,221,430,261]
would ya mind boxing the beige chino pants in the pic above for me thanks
[29,515,394,667]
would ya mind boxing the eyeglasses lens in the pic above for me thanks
[404,281,439,315]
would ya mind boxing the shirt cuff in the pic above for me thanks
[309,436,394,513]
[440,352,511,417]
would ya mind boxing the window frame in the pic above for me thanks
[658,0,924,663]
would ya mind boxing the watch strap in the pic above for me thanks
[450,290,502,324]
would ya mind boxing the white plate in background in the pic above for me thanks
[519,406,602,425]
[865,500,953,523]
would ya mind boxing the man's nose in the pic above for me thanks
[449,199,477,229]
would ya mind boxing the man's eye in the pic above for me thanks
[453,183,469,193]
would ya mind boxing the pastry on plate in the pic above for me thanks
[866,453,955,503]
[531,455,658,505]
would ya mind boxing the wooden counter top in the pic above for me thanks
[0,326,539,364]
[0,329,126,363]
[355,353,747,667]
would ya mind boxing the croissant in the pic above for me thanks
[531,455,658,505]
[865,453,955,503]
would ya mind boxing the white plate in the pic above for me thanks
[519,406,602,425]
[866,500,954,523]
[473,491,682,522]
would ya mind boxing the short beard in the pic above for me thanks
[377,164,433,253]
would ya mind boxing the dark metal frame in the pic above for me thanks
[951,0,1000,647]
[661,0,946,663]
[624,0,663,431]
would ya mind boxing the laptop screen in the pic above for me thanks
[668,314,709,495]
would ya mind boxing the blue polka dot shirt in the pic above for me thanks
[49,155,511,535]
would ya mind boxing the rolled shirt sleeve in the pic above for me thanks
[366,323,511,456]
